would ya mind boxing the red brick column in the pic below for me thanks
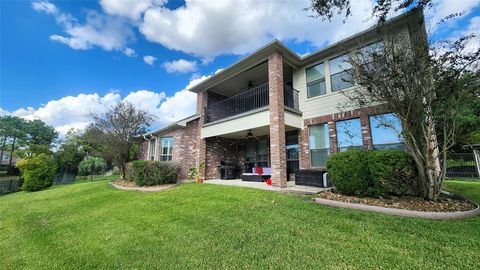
[298,127,311,170]
[360,115,373,150]
[328,121,338,154]
[196,91,207,115]
[197,91,208,178]
[268,52,287,188]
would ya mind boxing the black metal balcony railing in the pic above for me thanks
[204,83,299,124]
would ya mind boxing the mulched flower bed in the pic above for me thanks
[113,180,138,187]
[316,191,477,212]
[112,180,176,191]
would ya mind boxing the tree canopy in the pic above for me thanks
[84,101,153,179]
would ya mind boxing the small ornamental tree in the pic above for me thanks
[17,154,57,192]
[78,156,107,180]
[87,101,153,180]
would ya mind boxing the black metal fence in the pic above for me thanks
[204,83,300,123]
[54,167,77,185]
[0,178,22,195]
[446,153,479,178]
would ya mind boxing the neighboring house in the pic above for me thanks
[0,152,17,166]
[140,9,425,187]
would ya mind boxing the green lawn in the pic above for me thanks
[1,178,479,269]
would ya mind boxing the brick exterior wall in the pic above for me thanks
[299,104,388,170]
[138,118,201,180]
[204,137,245,179]
[139,139,149,160]
[268,52,287,188]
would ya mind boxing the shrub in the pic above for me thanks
[367,151,418,196]
[327,150,417,197]
[126,160,180,186]
[78,157,107,176]
[16,154,57,192]
[326,150,372,196]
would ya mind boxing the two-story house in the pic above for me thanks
[139,9,425,188]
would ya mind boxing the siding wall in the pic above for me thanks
[292,26,411,120]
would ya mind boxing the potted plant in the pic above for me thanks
[188,162,205,184]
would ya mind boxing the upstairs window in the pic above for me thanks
[358,41,385,64]
[149,139,156,161]
[336,118,363,152]
[160,137,173,161]
[329,55,354,91]
[309,124,330,167]
[306,63,326,98]
[369,113,404,150]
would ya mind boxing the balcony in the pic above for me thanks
[204,83,299,124]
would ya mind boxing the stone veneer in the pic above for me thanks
[268,52,287,188]
[299,105,388,170]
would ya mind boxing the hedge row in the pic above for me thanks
[326,150,418,197]
[126,160,180,186]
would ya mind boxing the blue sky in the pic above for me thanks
[1,0,479,135]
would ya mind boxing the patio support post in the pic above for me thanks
[268,52,287,188]
[197,91,208,179]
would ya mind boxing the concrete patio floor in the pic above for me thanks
[204,179,331,195]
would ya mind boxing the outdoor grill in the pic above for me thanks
[219,161,237,180]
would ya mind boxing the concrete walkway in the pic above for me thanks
[205,179,331,195]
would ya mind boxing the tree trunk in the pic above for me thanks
[120,161,126,180]
[8,137,16,166]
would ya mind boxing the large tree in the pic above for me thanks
[339,16,479,200]
[54,129,86,171]
[0,116,27,165]
[15,119,58,159]
[306,0,432,23]
[87,101,153,179]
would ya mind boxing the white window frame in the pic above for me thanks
[148,138,156,161]
[160,137,174,161]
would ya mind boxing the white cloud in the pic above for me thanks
[162,59,198,73]
[123,47,136,57]
[156,89,197,124]
[143,55,157,65]
[32,0,58,15]
[139,0,375,60]
[33,1,134,53]
[100,0,165,21]
[427,0,480,29]
[0,76,206,135]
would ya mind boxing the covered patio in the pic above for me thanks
[205,179,331,195]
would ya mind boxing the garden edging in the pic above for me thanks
[314,197,480,219]
[111,181,177,192]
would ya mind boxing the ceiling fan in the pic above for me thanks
[245,129,259,140]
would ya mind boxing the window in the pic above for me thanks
[369,113,404,150]
[257,139,268,167]
[286,134,299,162]
[309,124,330,167]
[245,140,256,164]
[149,139,156,161]
[306,63,326,98]
[358,41,385,64]
[336,118,363,152]
[329,55,354,91]
[160,137,173,161]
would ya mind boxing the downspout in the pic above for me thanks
[143,134,151,160]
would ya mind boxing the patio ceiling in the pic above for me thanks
[208,61,294,97]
